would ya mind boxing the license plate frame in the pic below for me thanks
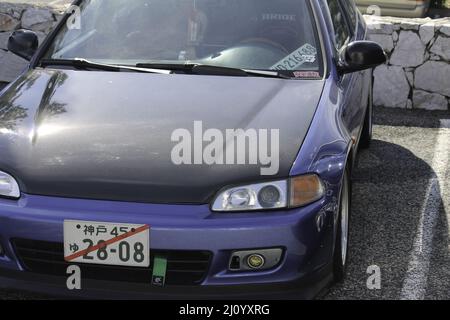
[63,220,150,268]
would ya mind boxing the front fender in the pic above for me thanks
[290,75,354,260]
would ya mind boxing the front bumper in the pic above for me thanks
[0,193,337,299]
[0,265,333,299]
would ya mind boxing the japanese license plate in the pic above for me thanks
[64,220,150,267]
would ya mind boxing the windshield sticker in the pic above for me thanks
[293,71,321,79]
[270,44,317,71]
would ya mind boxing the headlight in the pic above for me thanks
[0,171,20,199]
[211,174,324,212]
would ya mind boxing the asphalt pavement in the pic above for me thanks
[0,107,449,300]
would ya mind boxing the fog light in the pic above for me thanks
[247,254,265,269]
[228,248,283,271]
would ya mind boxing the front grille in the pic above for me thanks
[12,239,211,286]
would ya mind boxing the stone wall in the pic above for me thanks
[0,1,66,83]
[366,15,450,111]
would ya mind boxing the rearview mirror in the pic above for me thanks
[8,29,39,61]
[338,41,386,75]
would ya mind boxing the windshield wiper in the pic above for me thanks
[39,59,288,78]
[135,63,290,79]
[40,58,172,74]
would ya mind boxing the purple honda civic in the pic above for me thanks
[0,0,385,299]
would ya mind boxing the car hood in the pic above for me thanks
[0,69,324,204]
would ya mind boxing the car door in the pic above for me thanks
[327,0,366,144]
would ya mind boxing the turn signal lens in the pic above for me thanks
[290,174,324,207]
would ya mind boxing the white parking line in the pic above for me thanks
[400,119,450,300]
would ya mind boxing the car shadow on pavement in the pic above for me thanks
[326,107,449,300]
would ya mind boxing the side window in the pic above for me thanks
[327,0,351,49]
[340,0,358,31]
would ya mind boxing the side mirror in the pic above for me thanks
[7,29,39,61]
[338,41,386,75]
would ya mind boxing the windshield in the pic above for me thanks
[43,0,323,75]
